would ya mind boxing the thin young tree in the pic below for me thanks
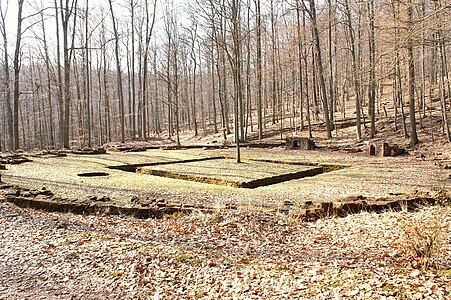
[368,0,376,138]
[295,0,304,133]
[230,0,243,161]
[327,0,335,131]
[39,8,55,147]
[187,17,199,136]
[108,0,126,143]
[84,0,92,147]
[255,0,263,140]
[140,0,157,141]
[58,0,78,149]
[407,0,419,146]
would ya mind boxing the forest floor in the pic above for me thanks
[2,114,451,298]
[1,202,450,299]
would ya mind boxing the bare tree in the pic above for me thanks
[11,0,25,150]
[407,0,419,146]
[84,0,92,147]
[58,0,78,148]
[186,17,199,136]
[295,0,304,133]
[39,8,55,147]
[341,0,362,141]
[0,0,13,150]
[368,0,376,138]
[307,0,332,139]
[140,0,157,141]
[255,0,263,140]
[108,0,125,143]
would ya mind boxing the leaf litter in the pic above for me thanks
[1,202,450,299]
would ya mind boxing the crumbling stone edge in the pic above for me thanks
[1,184,449,221]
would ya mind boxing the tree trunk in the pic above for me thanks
[255,0,263,140]
[0,5,13,150]
[343,0,362,141]
[210,41,218,134]
[368,0,376,138]
[40,11,55,147]
[328,0,335,131]
[84,2,92,147]
[407,2,419,146]
[296,0,304,133]
[108,0,125,144]
[13,0,25,150]
[270,0,277,125]
[309,0,332,139]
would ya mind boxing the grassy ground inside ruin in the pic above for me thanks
[137,158,322,188]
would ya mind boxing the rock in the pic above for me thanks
[391,144,408,156]
[285,136,315,150]
[72,147,107,155]
[5,189,21,197]
[88,195,110,202]
[382,142,391,157]
[382,142,408,157]
[97,196,111,202]
[0,155,31,165]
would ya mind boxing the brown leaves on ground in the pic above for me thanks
[1,203,450,299]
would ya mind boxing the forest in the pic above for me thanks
[2,1,451,298]
[1,0,450,151]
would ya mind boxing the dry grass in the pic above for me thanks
[395,206,451,269]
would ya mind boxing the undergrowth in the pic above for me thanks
[395,206,450,269]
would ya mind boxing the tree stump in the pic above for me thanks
[285,137,315,150]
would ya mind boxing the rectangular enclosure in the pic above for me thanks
[136,158,323,188]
